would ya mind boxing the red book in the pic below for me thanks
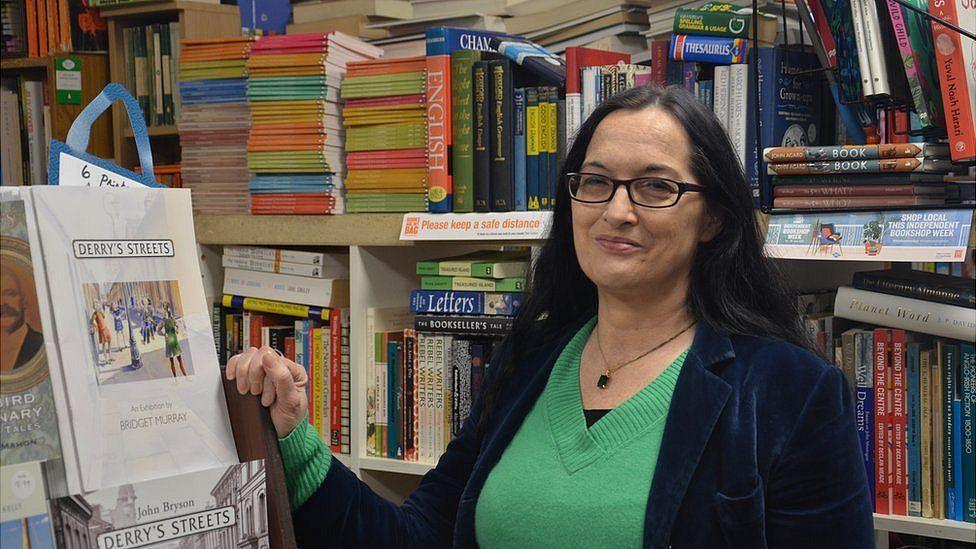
[890,329,908,515]
[565,46,630,142]
[25,0,38,56]
[45,0,57,52]
[650,39,669,86]
[807,0,837,68]
[929,0,976,162]
[284,336,296,362]
[885,109,910,144]
[875,328,892,515]
[773,184,945,197]
[425,54,452,211]
[36,0,48,56]
[57,0,70,51]
[329,308,342,453]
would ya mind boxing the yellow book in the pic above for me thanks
[312,327,326,439]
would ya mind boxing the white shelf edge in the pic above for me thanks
[357,456,435,476]
[873,514,975,542]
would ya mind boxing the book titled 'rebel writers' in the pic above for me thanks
[24,187,238,494]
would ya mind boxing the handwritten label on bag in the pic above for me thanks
[59,151,148,188]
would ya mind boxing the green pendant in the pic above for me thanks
[597,372,610,389]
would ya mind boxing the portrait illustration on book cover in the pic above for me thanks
[81,280,195,386]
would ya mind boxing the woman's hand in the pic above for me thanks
[226,346,308,437]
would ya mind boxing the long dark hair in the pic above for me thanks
[480,85,811,430]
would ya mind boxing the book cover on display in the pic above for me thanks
[49,459,269,549]
[24,187,238,494]
[0,189,63,467]
[0,461,55,549]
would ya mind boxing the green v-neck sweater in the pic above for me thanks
[277,318,685,547]
[475,318,686,548]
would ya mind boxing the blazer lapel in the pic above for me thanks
[643,324,734,549]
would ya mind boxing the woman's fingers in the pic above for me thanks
[260,371,277,408]
[246,346,273,395]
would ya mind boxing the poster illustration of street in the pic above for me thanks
[764,209,973,261]
[81,280,195,385]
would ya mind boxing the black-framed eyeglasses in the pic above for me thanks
[566,172,706,209]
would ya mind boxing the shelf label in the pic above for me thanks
[55,57,82,105]
[765,209,973,261]
[400,212,552,241]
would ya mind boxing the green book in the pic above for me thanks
[901,0,944,129]
[416,251,529,279]
[347,194,427,212]
[451,49,480,212]
[421,275,525,292]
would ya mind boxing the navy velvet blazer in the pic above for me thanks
[294,320,874,548]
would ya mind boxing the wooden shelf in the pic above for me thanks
[873,514,975,542]
[124,124,179,138]
[194,213,410,247]
[357,457,434,476]
[0,56,49,70]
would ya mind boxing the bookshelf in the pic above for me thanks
[0,52,113,160]
[98,0,240,169]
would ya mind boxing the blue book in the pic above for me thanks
[670,34,749,64]
[855,331,875,505]
[513,88,527,211]
[387,340,399,459]
[961,342,976,523]
[425,26,515,55]
[954,397,964,520]
[907,342,922,516]
[409,290,522,316]
[749,47,822,209]
[942,342,959,520]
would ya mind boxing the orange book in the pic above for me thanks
[929,0,975,162]
[45,0,58,53]
[57,0,71,51]
[35,0,48,56]
[25,0,39,56]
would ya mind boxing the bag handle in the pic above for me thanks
[65,82,155,181]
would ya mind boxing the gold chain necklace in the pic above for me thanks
[594,320,697,389]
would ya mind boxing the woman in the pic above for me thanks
[227,86,873,548]
[164,305,187,378]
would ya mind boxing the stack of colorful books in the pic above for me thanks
[215,245,352,453]
[245,32,382,214]
[765,144,953,210]
[178,37,254,213]
[341,56,428,213]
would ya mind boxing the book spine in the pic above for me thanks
[774,184,944,197]
[860,0,891,96]
[834,286,976,341]
[134,26,149,120]
[886,0,929,127]
[850,0,876,96]
[374,330,386,457]
[57,0,70,50]
[435,335,448,457]
[538,86,552,210]
[805,0,838,67]
[525,87,541,210]
[416,333,428,462]
[152,24,164,125]
[490,59,514,212]
[312,327,325,439]
[961,342,976,523]
[409,290,521,316]
[329,309,341,453]
[903,0,944,128]
[545,87,558,209]
[565,90,581,147]
[426,53,452,212]
[855,331,876,507]
[907,343,922,517]
[160,22,173,125]
[341,318,350,454]
[851,273,975,309]
[398,335,406,460]
[942,342,957,519]
[929,0,976,162]
[221,294,329,321]
[222,268,344,308]
[669,34,749,64]
[35,0,47,56]
[222,255,330,278]
[728,64,749,180]
[713,65,730,132]
[44,0,56,53]
[673,7,752,38]
[404,329,416,461]
[414,314,514,335]
[472,61,491,212]
[451,50,478,213]
[763,143,947,161]
[513,88,527,212]
[212,303,225,364]
[767,157,950,174]
[223,246,328,266]
[169,22,180,121]
[920,349,934,518]
[387,338,398,459]
[651,39,669,86]
[933,347,945,518]
[875,328,892,514]
[25,0,38,56]
[773,196,942,208]
[892,329,908,515]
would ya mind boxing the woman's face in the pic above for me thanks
[571,107,717,296]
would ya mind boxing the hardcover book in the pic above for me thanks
[49,459,269,549]
[0,191,62,467]
[409,290,522,316]
[24,187,238,494]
